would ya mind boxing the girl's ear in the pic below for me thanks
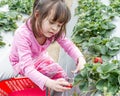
[34,10,40,19]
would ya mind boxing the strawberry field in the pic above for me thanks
[72,0,120,96]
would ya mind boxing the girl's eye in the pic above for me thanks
[49,20,63,28]
[57,24,62,28]
[49,20,54,24]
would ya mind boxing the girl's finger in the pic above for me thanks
[71,69,79,74]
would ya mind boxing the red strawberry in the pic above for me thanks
[93,57,103,64]
[65,84,73,88]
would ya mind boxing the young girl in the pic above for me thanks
[9,0,86,95]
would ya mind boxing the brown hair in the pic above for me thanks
[27,0,71,40]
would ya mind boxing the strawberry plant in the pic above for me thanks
[0,11,18,31]
[72,0,116,44]
[8,0,33,15]
[72,0,120,96]
[110,0,120,16]
[73,60,120,96]
[0,0,8,7]
[81,36,120,62]
[0,0,34,15]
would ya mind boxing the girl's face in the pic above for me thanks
[38,11,63,38]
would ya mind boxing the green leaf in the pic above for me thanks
[72,34,83,43]
[74,74,84,85]
[108,50,119,56]
[106,41,120,50]
[99,73,110,79]
[79,81,89,91]
[80,68,88,78]
[107,23,116,30]
[89,36,102,44]
[112,37,120,43]
[108,83,118,94]
[88,45,101,55]
[89,72,100,81]
[96,79,108,91]
[101,55,111,61]
[108,73,119,83]
[101,24,109,30]
[100,46,108,55]
[97,63,117,73]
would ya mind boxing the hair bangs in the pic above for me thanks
[52,2,71,24]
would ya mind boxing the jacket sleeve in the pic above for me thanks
[11,30,49,90]
[57,34,84,63]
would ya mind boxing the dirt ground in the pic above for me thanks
[47,0,73,62]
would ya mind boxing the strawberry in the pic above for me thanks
[93,57,103,64]
[65,84,73,88]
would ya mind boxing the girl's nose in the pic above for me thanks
[52,24,58,31]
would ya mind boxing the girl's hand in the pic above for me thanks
[45,78,71,92]
[72,57,86,73]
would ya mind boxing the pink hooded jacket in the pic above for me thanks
[9,20,83,90]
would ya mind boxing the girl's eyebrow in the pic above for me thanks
[48,18,63,25]
[47,14,64,24]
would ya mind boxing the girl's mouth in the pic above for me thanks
[49,32,55,35]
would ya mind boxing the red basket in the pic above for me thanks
[0,77,46,96]
[9,88,46,96]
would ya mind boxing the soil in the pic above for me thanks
[47,0,73,62]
